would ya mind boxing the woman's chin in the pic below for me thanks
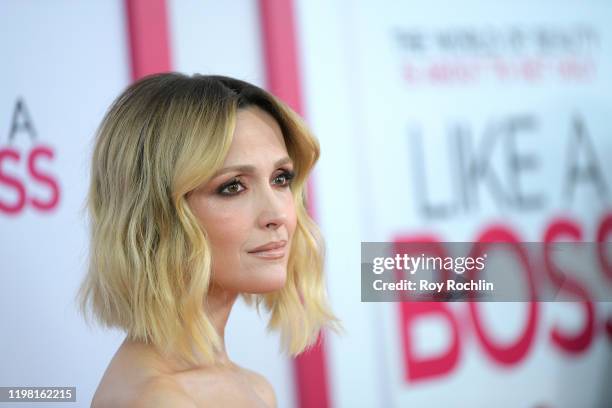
[248,270,288,294]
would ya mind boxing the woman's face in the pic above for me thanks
[186,106,297,293]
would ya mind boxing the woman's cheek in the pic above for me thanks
[193,199,245,243]
[209,208,249,245]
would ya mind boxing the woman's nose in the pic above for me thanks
[257,187,289,230]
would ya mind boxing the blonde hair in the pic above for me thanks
[77,72,340,367]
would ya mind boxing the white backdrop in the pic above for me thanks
[1,1,611,407]
[297,0,612,407]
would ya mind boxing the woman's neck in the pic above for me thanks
[123,284,239,374]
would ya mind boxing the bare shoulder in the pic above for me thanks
[129,377,197,408]
[91,339,197,408]
[239,367,277,408]
[92,376,195,408]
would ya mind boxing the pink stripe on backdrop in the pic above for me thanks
[257,0,303,114]
[258,1,331,408]
[124,0,172,81]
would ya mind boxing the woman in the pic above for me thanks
[77,73,340,407]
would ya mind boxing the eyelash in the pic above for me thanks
[217,170,295,196]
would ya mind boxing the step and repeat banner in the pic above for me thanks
[2,1,611,407]
[1,2,132,407]
[296,0,612,407]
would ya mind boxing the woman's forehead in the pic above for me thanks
[225,107,288,160]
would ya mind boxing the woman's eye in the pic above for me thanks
[217,171,294,197]
[273,170,295,187]
[218,179,245,196]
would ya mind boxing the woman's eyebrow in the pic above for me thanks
[213,156,293,178]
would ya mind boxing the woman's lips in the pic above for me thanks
[248,248,286,259]
[248,240,287,259]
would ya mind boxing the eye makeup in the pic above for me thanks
[216,169,295,197]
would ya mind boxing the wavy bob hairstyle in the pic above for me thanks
[77,72,340,367]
